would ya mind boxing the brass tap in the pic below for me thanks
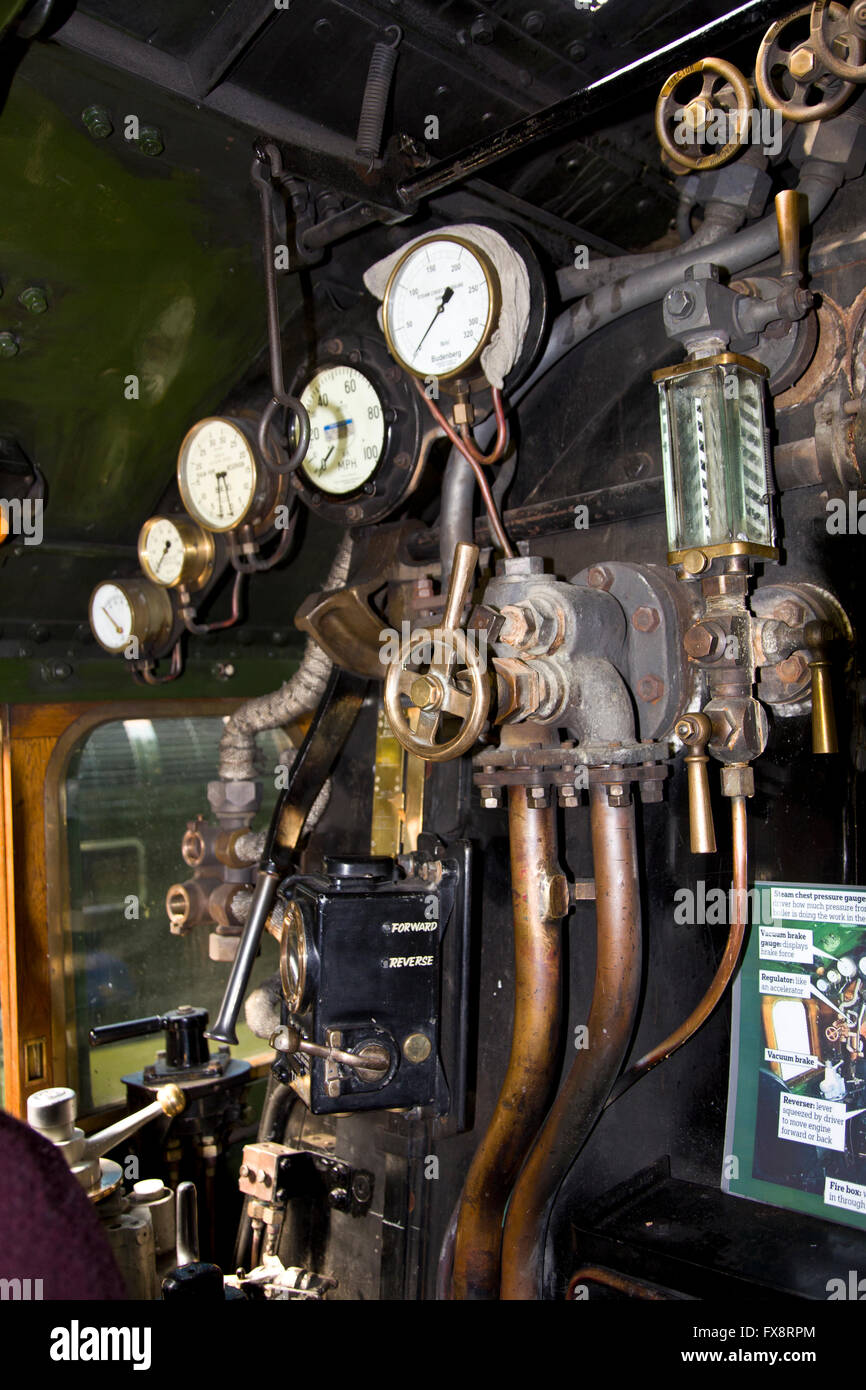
[675,712,716,854]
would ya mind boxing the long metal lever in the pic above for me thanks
[206,665,369,1045]
[775,189,803,282]
[804,620,838,754]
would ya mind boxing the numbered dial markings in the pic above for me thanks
[178,418,258,531]
[383,237,496,380]
[299,366,385,495]
[139,518,188,587]
[90,583,134,652]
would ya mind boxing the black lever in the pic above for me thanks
[90,1005,211,1069]
[206,666,369,1045]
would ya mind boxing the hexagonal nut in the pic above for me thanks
[683,623,722,660]
[776,653,809,685]
[632,606,660,634]
[452,398,474,427]
[499,604,530,648]
[720,764,755,799]
[137,125,164,156]
[607,783,629,807]
[527,785,549,809]
[207,779,262,820]
[587,566,614,591]
[209,931,241,963]
[773,599,805,628]
[636,674,665,703]
[522,596,564,655]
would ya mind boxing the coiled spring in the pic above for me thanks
[355,26,401,167]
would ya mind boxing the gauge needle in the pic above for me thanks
[318,446,335,473]
[415,286,453,357]
[101,606,123,635]
[215,471,227,519]
[154,540,171,573]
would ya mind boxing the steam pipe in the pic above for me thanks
[607,793,749,1106]
[451,782,567,1300]
[500,784,642,1300]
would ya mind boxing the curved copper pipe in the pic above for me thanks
[500,785,642,1301]
[566,1266,669,1301]
[451,785,566,1300]
[607,793,748,1106]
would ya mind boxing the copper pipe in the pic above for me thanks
[500,785,642,1301]
[566,1266,669,1301]
[451,785,566,1300]
[607,792,748,1106]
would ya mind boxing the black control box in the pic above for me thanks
[278,837,470,1119]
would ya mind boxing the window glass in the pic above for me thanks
[64,715,288,1112]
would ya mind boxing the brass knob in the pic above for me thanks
[804,620,838,755]
[676,712,717,854]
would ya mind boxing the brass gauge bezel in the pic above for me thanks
[177,415,284,535]
[88,577,174,655]
[137,515,216,591]
[381,233,501,383]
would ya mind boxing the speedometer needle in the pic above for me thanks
[415,286,453,357]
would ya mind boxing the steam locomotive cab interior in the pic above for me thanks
[1,0,865,1309]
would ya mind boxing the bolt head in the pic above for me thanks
[0,332,19,358]
[789,46,816,79]
[777,653,808,684]
[587,565,613,591]
[632,606,660,633]
[409,674,442,710]
[81,104,112,138]
[20,287,47,314]
[666,287,695,319]
[636,674,665,703]
[137,125,164,156]
[470,16,495,43]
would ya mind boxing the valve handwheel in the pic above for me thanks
[655,58,753,171]
[811,0,866,81]
[384,542,490,762]
[756,4,865,121]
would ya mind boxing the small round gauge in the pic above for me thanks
[138,515,215,590]
[838,956,858,979]
[89,578,173,654]
[299,366,386,496]
[827,969,842,986]
[178,417,264,533]
[382,234,500,381]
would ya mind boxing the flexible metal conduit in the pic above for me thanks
[500,784,643,1301]
[218,534,353,783]
[451,784,567,1300]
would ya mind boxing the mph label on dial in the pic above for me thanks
[300,365,384,496]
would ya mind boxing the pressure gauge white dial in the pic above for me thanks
[138,516,215,590]
[89,582,134,652]
[299,366,385,495]
[382,235,499,381]
[177,417,260,532]
[89,578,173,654]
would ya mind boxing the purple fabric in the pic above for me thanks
[0,1108,127,1299]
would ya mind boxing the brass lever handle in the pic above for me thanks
[676,713,717,854]
[804,620,838,755]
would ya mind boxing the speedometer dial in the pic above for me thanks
[177,418,259,532]
[299,366,385,496]
[382,235,499,381]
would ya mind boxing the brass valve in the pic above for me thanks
[756,4,865,122]
[804,619,839,754]
[676,713,717,854]
[384,541,490,762]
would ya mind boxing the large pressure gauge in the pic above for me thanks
[299,366,385,495]
[89,578,173,654]
[382,234,500,381]
[177,417,280,533]
[138,515,215,591]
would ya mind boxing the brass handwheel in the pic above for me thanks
[810,0,866,82]
[383,541,490,762]
[655,58,753,171]
[756,3,863,121]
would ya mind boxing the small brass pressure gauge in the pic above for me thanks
[382,234,500,381]
[177,417,280,533]
[138,515,215,591]
[89,578,173,654]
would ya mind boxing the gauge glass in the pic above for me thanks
[139,517,187,586]
[383,237,495,379]
[178,418,257,532]
[90,583,134,652]
[299,366,385,495]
